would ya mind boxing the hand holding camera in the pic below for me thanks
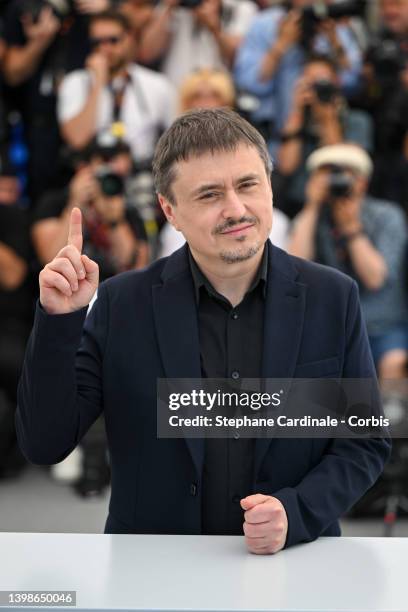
[305,169,329,211]
[21,5,60,46]
[292,77,315,112]
[276,9,302,52]
[193,0,220,34]
[69,163,126,225]
[92,165,126,225]
[306,166,357,212]
[69,167,100,209]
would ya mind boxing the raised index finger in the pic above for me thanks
[68,207,83,253]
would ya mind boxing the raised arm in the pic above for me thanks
[16,208,102,465]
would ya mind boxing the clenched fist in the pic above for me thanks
[39,207,99,315]
[241,494,288,555]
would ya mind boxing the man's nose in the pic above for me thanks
[221,189,247,219]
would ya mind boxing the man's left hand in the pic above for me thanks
[240,494,288,555]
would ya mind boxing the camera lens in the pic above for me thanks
[313,80,338,104]
[328,168,354,200]
[96,168,125,197]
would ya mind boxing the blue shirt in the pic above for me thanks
[316,197,408,336]
[234,7,363,153]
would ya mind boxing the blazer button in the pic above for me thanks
[190,483,197,496]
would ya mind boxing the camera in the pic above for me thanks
[367,38,408,89]
[313,79,338,103]
[284,0,367,49]
[179,0,203,8]
[95,167,125,198]
[327,166,354,201]
[20,0,74,23]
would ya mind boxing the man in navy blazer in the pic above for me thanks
[17,108,390,554]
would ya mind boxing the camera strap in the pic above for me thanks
[108,69,150,139]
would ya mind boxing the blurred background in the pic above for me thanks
[1,0,408,537]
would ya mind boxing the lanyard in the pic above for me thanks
[108,70,150,125]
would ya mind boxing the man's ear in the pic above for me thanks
[157,193,180,230]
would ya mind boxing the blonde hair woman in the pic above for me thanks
[179,68,236,113]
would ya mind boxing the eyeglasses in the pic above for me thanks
[90,35,123,48]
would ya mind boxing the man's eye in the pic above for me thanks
[200,192,219,200]
[239,182,257,189]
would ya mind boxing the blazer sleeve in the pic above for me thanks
[272,280,392,548]
[15,282,109,465]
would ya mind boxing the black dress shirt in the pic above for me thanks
[188,246,268,535]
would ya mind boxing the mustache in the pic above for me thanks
[213,216,257,235]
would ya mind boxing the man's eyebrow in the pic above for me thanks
[190,174,261,198]
[190,182,225,198]
[235,173,261,184]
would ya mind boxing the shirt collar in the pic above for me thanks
[188,243,268,306]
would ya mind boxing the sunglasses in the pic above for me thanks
[90,35,123,48]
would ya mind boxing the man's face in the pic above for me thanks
[304,61,337,86]
[159,144,273,265]
[89,20,130,73]
[380,0,408,34]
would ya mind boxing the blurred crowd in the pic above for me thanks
[1,0,408,500]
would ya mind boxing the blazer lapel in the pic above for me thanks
[152,245,204,478]
[254,243,307,480]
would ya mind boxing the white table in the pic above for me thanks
[0,533,407,611]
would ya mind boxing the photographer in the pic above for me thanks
[234,0,363,153]
[0,160,33,479]
[360,0,408,206]
[288,144,408,380]
[277,54,372,217]
[2,0,117,201]
[31,140,149,278]
[57,9,175,158]
[137,0,257,86]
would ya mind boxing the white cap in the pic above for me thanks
[306,144,373,178]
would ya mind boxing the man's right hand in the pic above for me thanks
[39,208,99,315]
[86,53,109,87]
[277,10,302,51]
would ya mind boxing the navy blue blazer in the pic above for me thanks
[16,241,391,548]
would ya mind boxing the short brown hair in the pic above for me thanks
[305,53,338,74]
[89,9,131,33]
[152,108,273,205]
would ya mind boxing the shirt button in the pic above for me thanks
[190,483,197,496]
[231,370,240,380]
[231,312,239,320]
[233,431,240,440]
[232,495,241,504]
